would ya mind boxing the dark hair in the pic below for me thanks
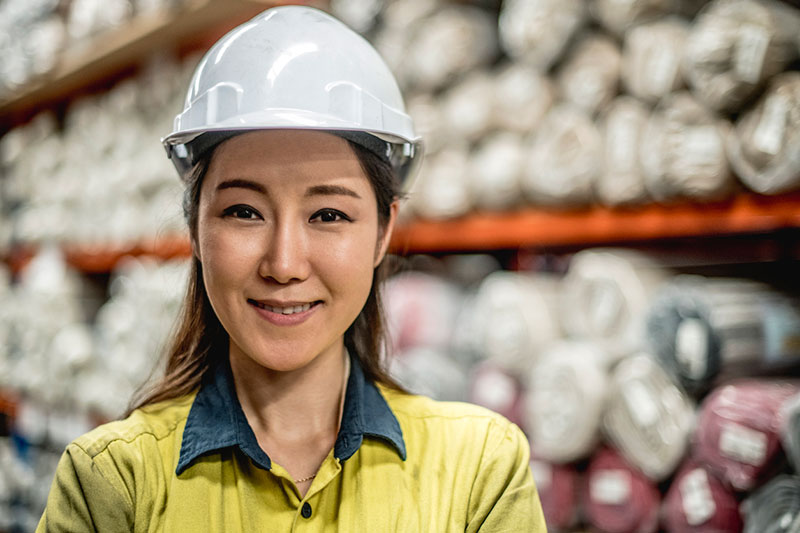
[129,135,405,412]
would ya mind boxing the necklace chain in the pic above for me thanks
[294,474,317,484]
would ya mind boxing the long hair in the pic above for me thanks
[129,136,405,412]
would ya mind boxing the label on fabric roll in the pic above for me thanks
[622,380,660,428]
[719,421,768,466]
[735,24,770,84]
[591,469,632,505]
[675,318,709,380]
[680,469,716,526]
[752,94,788,156]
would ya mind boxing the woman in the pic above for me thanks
[37,6,546,532]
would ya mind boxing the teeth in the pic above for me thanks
[261,302,312,315]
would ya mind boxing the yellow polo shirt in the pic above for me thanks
[37,354,547,532]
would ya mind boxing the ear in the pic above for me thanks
[374,200,399,268]
[190,235,201,262]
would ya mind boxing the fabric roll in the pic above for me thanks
[441,71,496,145]
[639,92,734,202]
[469,362,526,429]
[781,393,800,473]
[596,96,652,206]
[406,93,447,156]
[465,271,562,379]
[662,462,743,533]
[492,63,556,136]
[530,459,580,532]
[694,379,800,491]
[409,145,472,220]
[560,248,669,362]
[556,33,622,116]
[467,132,525,211]
[622,18,689,104]
[522,104,602,207]
[526,341,610,463]
[646,276,800,396]
[591,0,681,36]
[727,71,800,195]
[582,447,661,533]
[742,475,800,533]
[388,346,470,402]
[498,0,588,70]
[602,353,695,481]
[683,0,800,113]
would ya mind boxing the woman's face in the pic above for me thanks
[196,130,396,373]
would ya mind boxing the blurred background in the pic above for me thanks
[1,0,800,531]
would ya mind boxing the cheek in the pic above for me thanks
[313,227,377,301]
[197,222,262,299]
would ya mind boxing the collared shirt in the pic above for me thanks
[37,354,547,532]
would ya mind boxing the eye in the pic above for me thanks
[310,209,351,223]
[223,205,262,220]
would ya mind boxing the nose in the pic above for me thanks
[257,216,310,284]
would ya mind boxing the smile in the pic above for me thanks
[247,299,322,316]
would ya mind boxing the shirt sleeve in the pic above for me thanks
[36,443,134,533]
[466,420,548,533]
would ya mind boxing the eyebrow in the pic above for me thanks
[216,179,266,194]
[305,184,362,199]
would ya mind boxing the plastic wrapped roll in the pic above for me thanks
[406,93,447,156]
[330,0,385,34]
[591,0,681,36]
[646,276,800,396]
[498,0,588,70]
[530,459,580,532]
[742,475,800,533]
[781,393,800,473]
[556,33,622,116]
[522,104,602,207]
[468,132,525,212]
[441,72,496,145]
[469,362,526,428]
[683,0,800,113]
[622,18,689,104]
[388,346,470,402]
[560,248,669,362]
[526,342,609,463]
[465,271,561,378]
[662,462,743,533]
[639,92,734,202]
[727,72,800,195]
[492,63,556,135]
[603,353,695,481]
[409,145,472,220]
[596,96,652,206]
[583,447,661,533]
[695,380,800,491]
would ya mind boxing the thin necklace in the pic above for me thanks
[294,474,317,483]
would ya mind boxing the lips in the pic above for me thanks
[247,299,322,315]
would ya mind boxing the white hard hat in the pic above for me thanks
[162,6,423,186]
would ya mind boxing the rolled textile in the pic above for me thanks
[560,248,670,362]
[662,462,743,533]
[468,132,525,212]
[683,0,800,113]
[694,379,800,491]
[781,393,800,473]
[329,0,385,34]
[492,62,556,136]
[646,276,800,396]
[465,271,561,378]
[498,0,588,70]
[526,341,610,463]
[406,93,447,156]
[530,459,580,532]
[409,145,472,220]
[521,104,602,207]
[440,71,496,145]
[639,92,734,202]
[591,0,682,36]
[388,346,470,402]
[469,362,526,428]
[742,475,800,533]
[582,447,661,533]
[596,96,652,206]
[603,353,695,481]
[556,33,622,116]
[727,71,800,195]
[622,18,690,104]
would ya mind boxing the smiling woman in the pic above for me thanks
[35,6,546,533]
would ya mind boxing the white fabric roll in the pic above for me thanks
[560,248,669,362]
[388,346,470,402]
[441,71,496,145]
[526,341,610,463]
[591,0,682,36]
[498,0,588,70]
[492,63,556,136]
[406,93,447,156]
[409,145,472,220]
[556,33,622,116]
[468,132,526,212]
[602,353,696,481]
[727,71,800,195]
[622,18,689,104]
[639,92,735,202]
[596,96,652,206]
[683,0,800,113]
[522,104,602,207]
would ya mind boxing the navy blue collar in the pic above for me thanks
[176,351,406,476]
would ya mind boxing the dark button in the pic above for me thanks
[301,502,312,519]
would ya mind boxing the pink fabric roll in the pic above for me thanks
[530,458,579,532]
[582,447,661,533]
[694,379,800,491]
[663,461,743,533]
[468,362,526,429]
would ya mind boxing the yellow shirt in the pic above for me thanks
[37,355,547,532]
